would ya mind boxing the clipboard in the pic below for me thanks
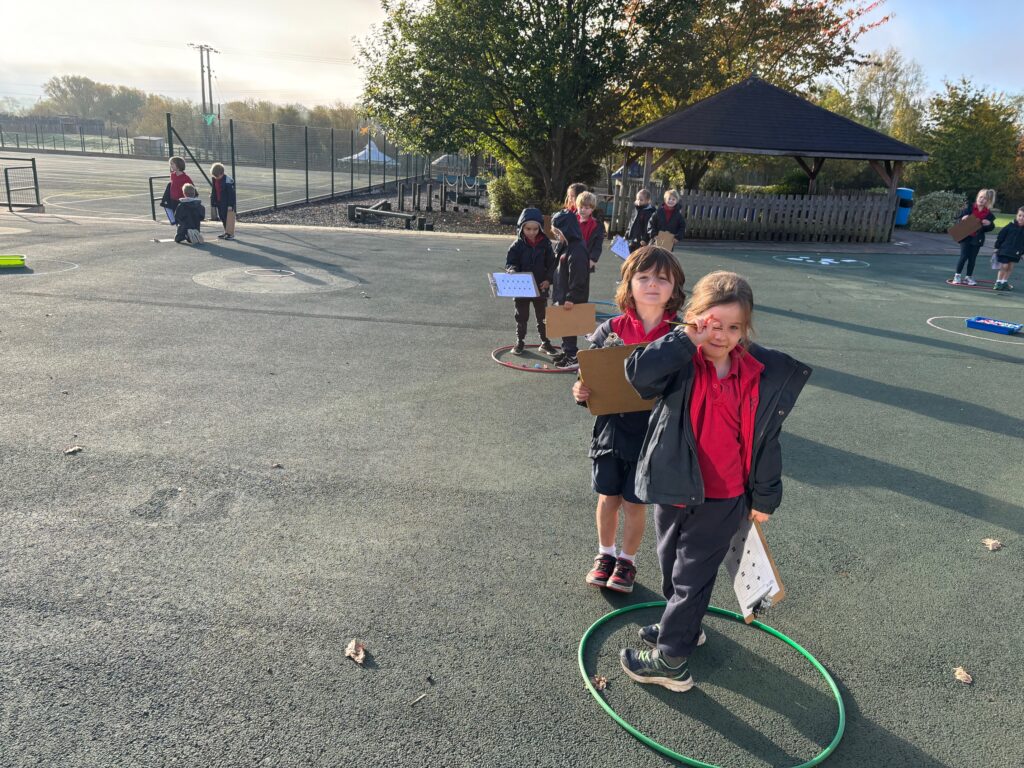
[576,344,655,416]
[163,206,176,225]
[610,235,631,260]
[654,232,676,251]
[947,216,982,243]
[545,302,597,337]
[724,519,785,623]
[543,214,556,240]
[488,272,539,298]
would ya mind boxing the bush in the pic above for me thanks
[907,190,966,232]
[487,168,541,221]
[701,170,736,193]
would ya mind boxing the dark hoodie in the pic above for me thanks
[551,209,590,305]
[626,202,656,250]
[174,196,205,239]
[505,208,555,294]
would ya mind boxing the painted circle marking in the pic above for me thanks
[192,266,358,295]
[926,315,1024,346]
[244,268,296,278]
[0,258,80,277]
[772,254,870,269]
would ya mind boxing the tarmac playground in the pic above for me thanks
[1,211,1021,767]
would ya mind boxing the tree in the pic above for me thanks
[915,79,1019,196]
[38,76,112,119]
[627,0,890,189]
[359,0,700,203]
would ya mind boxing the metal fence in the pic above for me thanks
[167,113,447,215]
[0,121,142,157]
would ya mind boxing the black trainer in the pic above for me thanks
[620,648,694,692]
[556,354,578,369]
[538,340,558,355]
[639,623,706,649]
[512,339,525,355]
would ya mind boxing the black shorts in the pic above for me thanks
[591,454,643,504]
[996,254,1021,264]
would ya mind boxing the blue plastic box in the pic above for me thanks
[965,316,1022,335]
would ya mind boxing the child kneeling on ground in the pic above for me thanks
[619,271,811,692]
[573,246,685,593]
[174,184,205,245]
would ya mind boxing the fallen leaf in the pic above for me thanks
[271,463,284,469]
[591,675,608,691]
[982,538,1003,551]
[345,639,366,665]
[953,667,973,685]
[64,445,83,455]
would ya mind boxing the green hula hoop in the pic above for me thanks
[578,601,846,768]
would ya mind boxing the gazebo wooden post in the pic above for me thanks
[641,148,654,189]
[794,157,826,194]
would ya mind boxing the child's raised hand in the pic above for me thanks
[684,312,718,346]
[572,380,591,402]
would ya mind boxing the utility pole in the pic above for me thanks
[188,43,219,116]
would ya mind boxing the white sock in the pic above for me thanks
[599,544,617,558]
[618,552,636,564]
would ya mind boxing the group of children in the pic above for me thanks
[160,156,237,245]
[502,182,811,693]
[951,188,1023,291]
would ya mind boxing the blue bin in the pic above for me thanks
[894,187,914,226]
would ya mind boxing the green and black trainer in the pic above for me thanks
[638,623,706,649]
[619,647,694,692]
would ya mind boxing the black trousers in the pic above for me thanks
[956,241,981,276]
[514,297,549,342]
[655,497,747,658]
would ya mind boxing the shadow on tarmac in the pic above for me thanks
[785,434,1024,534]
[197,240,363,286]
[810,366,1024,440]
[759,305,1023,366]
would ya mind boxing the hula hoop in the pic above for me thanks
[578,601,846,768]
[491,344,578,373]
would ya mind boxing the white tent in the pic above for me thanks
[339,139,397,165]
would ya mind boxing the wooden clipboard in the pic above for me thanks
[545,302,597,337]
[948,216,982,243]
[576,344,655,416]
[654,231,676,251]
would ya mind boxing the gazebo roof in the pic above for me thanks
[617,76,928,162]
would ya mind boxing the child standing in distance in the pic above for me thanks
[619,271,811,692]
[648,189,686,246]
[563,182,588,213]
[576,191,603,273]
[160,156,194,219]
[626,188,656,252]
[952,189,996,285]
[573,246,685,593]
[173,183,206,245]
[209,162,237,240]
[550,209,591,368]
[506,207,558,354]
[992,206,1024,291]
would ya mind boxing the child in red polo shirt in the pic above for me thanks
[572,246,685,593]
[618,271,812,692]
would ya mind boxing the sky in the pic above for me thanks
[0,0,1020,111]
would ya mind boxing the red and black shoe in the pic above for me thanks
[606,558,637,593]
[585,554,617,587]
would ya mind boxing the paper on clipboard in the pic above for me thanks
[488,272,539,298]
[947,216,982,243]
[576,344,654,416]
[163,207,176,225]
[724,519,785,623]
[610,235,631,260]
[545,302,597,337]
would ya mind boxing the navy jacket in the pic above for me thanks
[626,330,811,513]
[648,204,686,242]
[174,197,205,231]
[210,174,237,211]
[956,205,995,247]
[581,216,603,265]
[551,209,590,305]
[994,221,1024,260]
[506,208,555,295]
[626,203,656,249]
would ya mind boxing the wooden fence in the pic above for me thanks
[608,181,897,243]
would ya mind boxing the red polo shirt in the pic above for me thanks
[611,308,675,345]
[170,171,193,200]
[689,345,763,499]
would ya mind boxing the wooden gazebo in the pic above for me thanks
[613,76,929,243]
